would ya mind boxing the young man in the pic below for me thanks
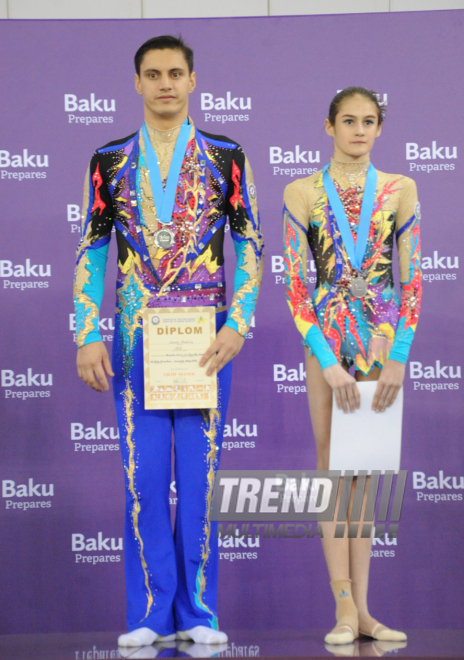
[74,36,263,647]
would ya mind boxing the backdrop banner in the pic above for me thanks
[0,11,463,635]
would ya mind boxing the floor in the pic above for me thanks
[0,629,463,659]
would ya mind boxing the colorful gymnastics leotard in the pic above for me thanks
[73,118,264,351]
[283,158,422,375]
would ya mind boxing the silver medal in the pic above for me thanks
[153,228,175,249]
[350,276,368,298]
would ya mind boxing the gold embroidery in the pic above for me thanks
[195,408,221,618]
[193,245,221,275]
[123,382,154,621]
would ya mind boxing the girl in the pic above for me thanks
[283,87,421,645]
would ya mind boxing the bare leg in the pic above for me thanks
[306,354,358,644]
[349,367,406,642]
[348,476,373,627]
[348,367,379,627]
[306,354,348,574]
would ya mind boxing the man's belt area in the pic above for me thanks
[147,281,227,308]
[158,281,225,293]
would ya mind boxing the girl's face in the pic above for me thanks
[325,94,382,162]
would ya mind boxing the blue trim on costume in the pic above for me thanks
[142,119,191,226]
[322,163,377,271]
[74,300,100,346]
[224,318,239,333]
[227,240,258,332]
[206,155,228,198]
[80,167,95,240]
[284,203,307,236]
[197,132,228,199]
[199,134,238,150]
[154,281,225,293]
[109,153,132,196]
[78,244,110,345]
[230,230,246,244]
[284,214,338,370]
[195,129,208,197]
[396,213,415,239]
[114,220,144,257]
[240,165,256,230]
[129,134,162,284]
[186,217,227,262]
[240,164,263,262]
[314,204,344,315]
[389,318,414,364]
[305,325,339,370]
[76,236,111,268]
[97,136,136,154]
[90,235,111,250]
[82,245,108,306]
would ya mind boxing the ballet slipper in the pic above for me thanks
[372,639,408,653]
[359,622,407,642]
[325,580,359,645]
[324,624,357,646]
[325,640,357,655]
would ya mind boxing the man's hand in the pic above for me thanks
[199,326,245,376]
[322,363,360,413]
[372,359,405,412]
[77,341,114,392]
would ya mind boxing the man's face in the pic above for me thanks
[135,48,196,122]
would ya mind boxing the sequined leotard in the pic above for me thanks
[73,118,263,349]
[283,159,422,375]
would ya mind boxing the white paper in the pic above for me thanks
[329,381,403,474]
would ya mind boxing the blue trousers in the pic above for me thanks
[112,310,232,634]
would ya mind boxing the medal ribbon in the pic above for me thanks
[322,162,377,272]
[141,118,191,225]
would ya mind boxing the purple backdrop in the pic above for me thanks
[0,11,463,636]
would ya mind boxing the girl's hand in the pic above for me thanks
[372,359,405,412]
[322,363,360,413]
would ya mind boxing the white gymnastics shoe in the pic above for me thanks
[118,627,176,647]
[177,625,228,644]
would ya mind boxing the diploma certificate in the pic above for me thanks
[143,307,217,410]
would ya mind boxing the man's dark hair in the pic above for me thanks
[134,35,194,75]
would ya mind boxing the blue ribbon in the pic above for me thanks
[322,162,377,272]
[141,118,191,226]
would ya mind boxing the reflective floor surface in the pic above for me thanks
[0,629,463,659]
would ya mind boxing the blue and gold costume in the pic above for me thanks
[74,118,263,633]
